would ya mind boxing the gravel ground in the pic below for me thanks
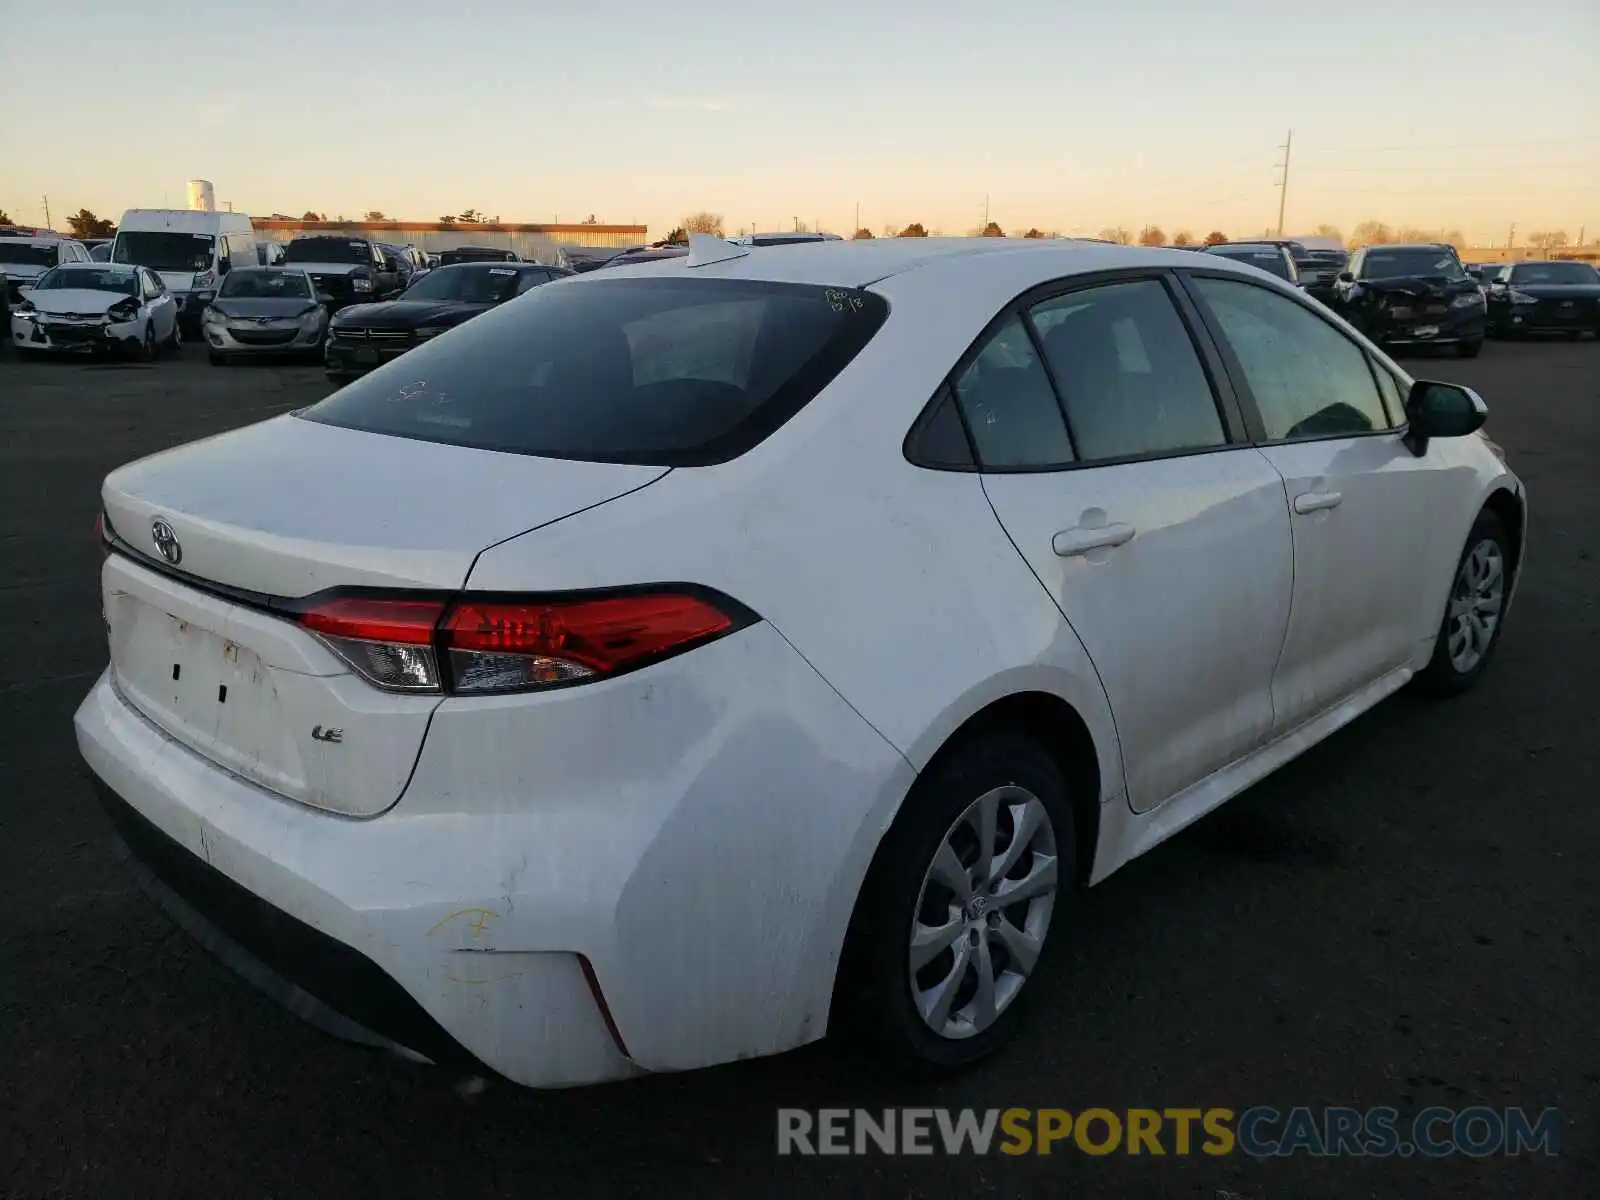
[1,338,1596,1199]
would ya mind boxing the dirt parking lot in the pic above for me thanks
[1,338,1596,1198]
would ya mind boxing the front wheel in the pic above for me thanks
[1416,509,1512,695]
[164,317,181,352]
[836,731,1073,1074]
[138,321,156,361]
[1457,338,1484,359]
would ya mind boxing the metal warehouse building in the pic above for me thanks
[251,219,648,264]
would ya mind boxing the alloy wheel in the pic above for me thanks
[1446,537,1505,674]
[909,785,1059,1040]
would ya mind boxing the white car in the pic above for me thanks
[2,234,92,308]
[75,236,1525,1088]
[11,262,180,356]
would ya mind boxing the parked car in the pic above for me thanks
[437,246,521,266]
[324,261,565,380]
[78,239,1525,1089]
[279,235,401,310]
[1292,248,1349,305]
[10,262,179,357]
[256,241,287,267]
[81,238,113,257]
[1330,243,1486,357]
[599,244,690,268]
[201,267,330,364]
[112,210,259,333]
[728,231,844,246]
[1467,263,1504,288]
[1484,260,1600,338]
[1202,241,1301,286]
[2,235,92,307]
[89,243,113,262]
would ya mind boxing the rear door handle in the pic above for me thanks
[1052,523,1135,558]
[1292,491,1343,514]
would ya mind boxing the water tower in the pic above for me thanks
[186,180,216,212]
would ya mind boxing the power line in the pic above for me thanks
[1303,162,1597,174]
[1302,135,1600,154]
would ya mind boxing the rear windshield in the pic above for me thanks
[1508,262,1598,285]
[0,244,60,267]
[402,264,530,302]
[1208,246,1294,280]
[284,238,371,265]
[300,277,889,465]
[440,248,514,264]
[113,232,213,271]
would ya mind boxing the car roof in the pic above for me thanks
[603,237,1246,289]
[1,235,73,246]
[1364,243,1455,251]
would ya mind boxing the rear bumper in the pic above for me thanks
[74,614,912,1086]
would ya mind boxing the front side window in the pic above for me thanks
[114,232,214,271]
[1192,276,1390,440]
[301,277,888,466]
[1030,280,1227,462]
[951,314,1074,468]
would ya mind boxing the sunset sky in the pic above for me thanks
[2,0,1596,245]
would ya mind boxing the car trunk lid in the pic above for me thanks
[100,416,668,815]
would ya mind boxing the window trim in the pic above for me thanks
[904,267,1253,474]
[1175,268,1406,446]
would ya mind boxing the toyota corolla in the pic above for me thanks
[76,236,1526,1087]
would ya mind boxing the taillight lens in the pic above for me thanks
[300,596,448,692]
[296,591,747,695]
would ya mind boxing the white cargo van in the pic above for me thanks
[111,210,258,329]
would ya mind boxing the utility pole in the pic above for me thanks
[984,193,990,230]
[1507,223,1515,251]
[855,201,860,233]
[1273,130,1292,239]
[41,194,51,230]
[1578,224,1586,248]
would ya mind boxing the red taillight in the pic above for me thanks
[300,596,446,645]
[295,590,747,695]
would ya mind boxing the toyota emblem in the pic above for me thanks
[151,518,182,565]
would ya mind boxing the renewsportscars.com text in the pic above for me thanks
[776,1106,1562,1158]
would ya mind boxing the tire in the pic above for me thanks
[835,730,1074,1075]
[1415,509,1512,696]
[139,321,156,361]
[164,318,181,353]
[1457,338,1484,359]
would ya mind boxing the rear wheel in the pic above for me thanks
[837,731,1073,1074]
[1416,509,1511,695]
[1457,338,1483,359]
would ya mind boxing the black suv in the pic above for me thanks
[280,236,402,310]
[1330,243,1486,357]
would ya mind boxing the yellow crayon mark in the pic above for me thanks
[426,907,501,938]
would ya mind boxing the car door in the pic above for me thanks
[967,273,1294,813]
[1181,272,1451,731]
[141,270,172,340]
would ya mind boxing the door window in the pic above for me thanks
[1191,277,1390,440]
[1028,280,1227,462]
[950,314,1074,468]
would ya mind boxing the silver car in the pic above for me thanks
[200,267,329,363]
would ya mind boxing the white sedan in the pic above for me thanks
[75,236,1525,1087]
[11,262,179,357]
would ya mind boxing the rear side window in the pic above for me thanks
[951,314,1074,468]
[1030,280,1226,462]
[300,277,888,465]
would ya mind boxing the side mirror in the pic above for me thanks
[1337,271,1355,283]
[1403,381,1487,455]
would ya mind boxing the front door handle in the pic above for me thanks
[1052,522,1136,558]
[1292,491,1343,514]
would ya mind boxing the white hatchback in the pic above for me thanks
[12,262,181,357]
[76,236,1526,1087]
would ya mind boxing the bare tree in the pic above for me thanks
[1313,223,1343,242]
[1349,221,1394,248]
[1171,230,1194,247]
[1137,225,1166,246]
[682,211,725,236]
[664,227,688,245]
[1097,227,1131,244]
